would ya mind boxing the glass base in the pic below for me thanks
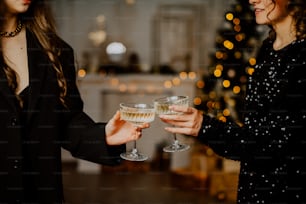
[120,149,148,161]
[163,140,190,152]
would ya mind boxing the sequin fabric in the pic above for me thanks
[199,39,306,203]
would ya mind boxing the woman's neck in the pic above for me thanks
[272,16,296,50]
[0,16,23,38]
[1,16,19,33]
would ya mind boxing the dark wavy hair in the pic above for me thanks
[0,0,67,107]
[268,0,306,40]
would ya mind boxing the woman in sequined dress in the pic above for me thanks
[0,0,148,203]
[159,0,306,203]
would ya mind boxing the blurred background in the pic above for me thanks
[49,0,269,203]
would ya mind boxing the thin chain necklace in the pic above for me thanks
[0,21,23,38]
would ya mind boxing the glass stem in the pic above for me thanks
[173,133,180,147]
[131,126,140,155]
[172,125,178,141]
[132,140,138,154]
[173,133,177,141]
[172,124,180,148]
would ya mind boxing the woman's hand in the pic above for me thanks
[159,105,203,137]
[105,111,149,145]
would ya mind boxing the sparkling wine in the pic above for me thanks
[154,103,175,115]
[120,111,155,125]
[154,96,189,115]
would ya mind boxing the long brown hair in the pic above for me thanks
[0,0,67,107]
[268,0,306,40]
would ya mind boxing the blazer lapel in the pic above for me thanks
[0,68,18,112]
[26,29,49,122]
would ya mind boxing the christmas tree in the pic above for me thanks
[195,0,263,124]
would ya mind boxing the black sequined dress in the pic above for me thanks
[199,39,306,203]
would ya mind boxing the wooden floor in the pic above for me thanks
[62,161,236,204]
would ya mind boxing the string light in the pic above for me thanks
[218,116,227,122]
[235,33,245,41]
[179,71,188,80]
[249,57,256,65]
[193,97,202,106]
[214,69,222,77]
[233,86,241,94]
[223,80,231,88]
[223,109,231,116]
[209,91,217,99]
[233,18,240,25]
[225,12,234,21]
[216,51,224,59]
[119,84,127,92]
[246,67,255,75]
[78,69,86,78]
[227,69,236,78]
[223,40,234,50]
[188,72,197,80]
[164,80,172,88]
[172,77,181,86]
[234,51,242,59]
[216,64,224,71]
[197,80,205,89]
[234,25,241,32]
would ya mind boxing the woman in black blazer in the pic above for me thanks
[0,0,147,203]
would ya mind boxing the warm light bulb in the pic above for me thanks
[233,18,240,25]
[223,40,234,50]
[179,72,188,80]
[223,109,230,116]
[164,80,172,88]
[197,80,205,89]
[216,64,223,71]
[188,72,197,80]
[214,69,222,78]
[78,69,86,78]
[247,67,255,75]
[249,57,256,66]
[233,86,241,94]
[216,51,224,59]
[225,13,234,21]
[223,80,231,88]
[193,97,202,106]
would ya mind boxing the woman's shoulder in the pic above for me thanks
[296,38,306,54]
[56,36,74,52]
[26,28,74,53]
[289,38,306,63]
[54,36,76,62]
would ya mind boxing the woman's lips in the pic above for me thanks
[254,8,264,15]
[23,0,31,5]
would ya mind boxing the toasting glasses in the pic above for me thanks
[154,95,190,152]
[119,103,155,161]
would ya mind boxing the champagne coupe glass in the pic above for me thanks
[154,95,190,152]
[119,103,155,161]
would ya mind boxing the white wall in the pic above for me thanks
[50,0,234,74]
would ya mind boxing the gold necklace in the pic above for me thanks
[0,21,23,38]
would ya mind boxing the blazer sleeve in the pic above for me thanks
[58,41,125,166]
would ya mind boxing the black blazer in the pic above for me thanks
[0,29,124,203]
